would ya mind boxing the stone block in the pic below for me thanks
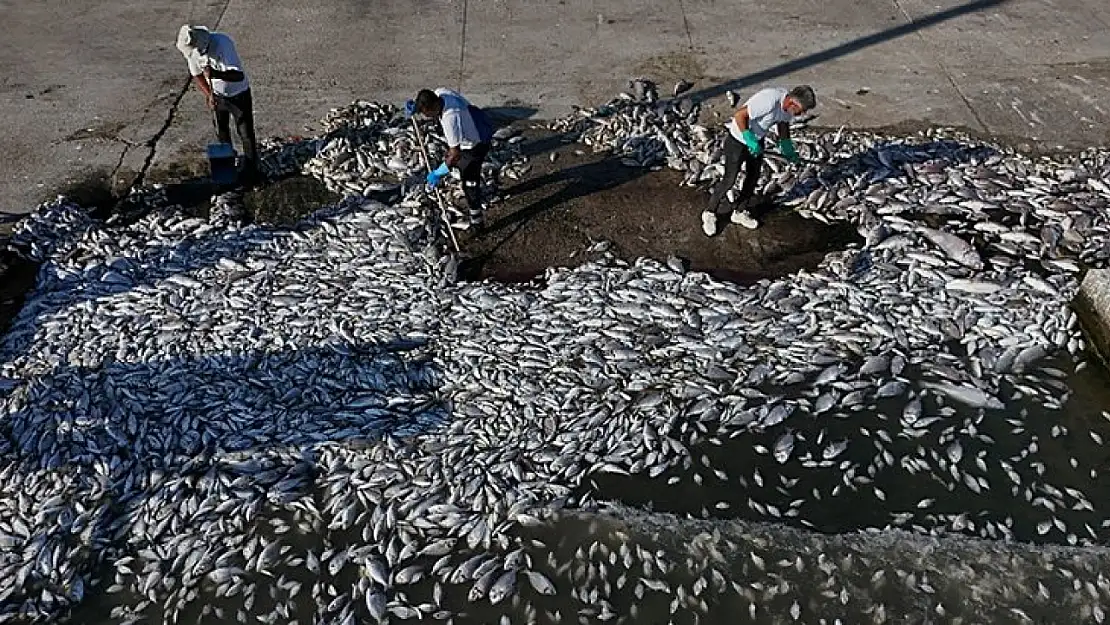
[1074,269,1110,370]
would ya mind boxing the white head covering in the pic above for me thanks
[176,24,211,55]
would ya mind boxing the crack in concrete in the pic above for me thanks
[457,0,469,91]
[939,68,990,134]
[128,78,191,191]
[890,0,990,134]
[678,0,695,51]
[127,0,235,192]
[108,143,132,184]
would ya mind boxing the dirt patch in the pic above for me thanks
[244,175,342,226]
[146,155,211,186]
[455,128,861,285]
[54,168,121,219]
[632,53,705,84]
[0,249,39,341]
[64,121,129,143]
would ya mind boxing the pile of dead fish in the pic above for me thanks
[261,101,530,224]
[1,89,1110,625]
[543,502,1110,625]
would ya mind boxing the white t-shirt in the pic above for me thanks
[183,32,250,97]
[726,87,793,142]
[435,88,482,150]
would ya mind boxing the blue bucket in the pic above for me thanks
[207,142,238,185]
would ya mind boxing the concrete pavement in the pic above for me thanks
[2,0,1109,215]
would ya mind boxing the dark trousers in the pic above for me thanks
[213,89,259,174]
[457,142,490,219]
[706,132,764,216]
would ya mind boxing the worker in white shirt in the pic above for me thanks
[176,24,260,185]
[408,88,495,230]
[702,85,816,236]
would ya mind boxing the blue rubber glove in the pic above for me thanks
[404,99,416,118]
[426,163,450,188]
[740,129,762,155]
[778,138,800,163]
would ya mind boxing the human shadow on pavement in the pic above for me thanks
[677,0,1011,107]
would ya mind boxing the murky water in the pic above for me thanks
[595,355,1110,544]
[64,349,1110,625]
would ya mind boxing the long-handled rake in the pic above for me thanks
[409,117,460,254]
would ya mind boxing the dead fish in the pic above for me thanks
[921,381,1005,410]
[524,570,557,596]
[488,569,517,605]
[946,279,1001,294]
[822,440,849,460]
[774,432,796,464]
[916,226,983,269]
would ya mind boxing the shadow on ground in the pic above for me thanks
[484,106,539,127]
[0,249,37,341]
[678,0,1011,107]
[1,337,447,621]
[450,121,1006,287]
[0,171,340,367]
[455,126,863,285]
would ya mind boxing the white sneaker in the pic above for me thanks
[701,211,718,237]
[731,210,759,229]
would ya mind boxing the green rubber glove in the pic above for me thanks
[778,138,800,163]
[740,129,762,155]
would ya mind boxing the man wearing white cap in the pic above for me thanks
[176,24,259,184]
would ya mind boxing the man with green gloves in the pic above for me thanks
[702,85,816,236]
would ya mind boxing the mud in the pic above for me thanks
[454,128,862,285]
[54,168,122,220]
[0,247,38,341]
[244,175,341,226]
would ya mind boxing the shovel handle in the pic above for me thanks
[410,117,461,253]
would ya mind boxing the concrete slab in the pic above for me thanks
[0,0,222,213]
[1075,270,1110,371]
[896,0,1110,66]
[951,66,1110,148]
[3,0,1110,216]
[889,0,1110,146]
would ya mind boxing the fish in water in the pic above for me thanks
[921,381,1005,410]
[1,84,1109,625]
[774,432,796,464]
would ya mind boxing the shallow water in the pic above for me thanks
[594,355,1110,544]
[62,351,1110,625]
